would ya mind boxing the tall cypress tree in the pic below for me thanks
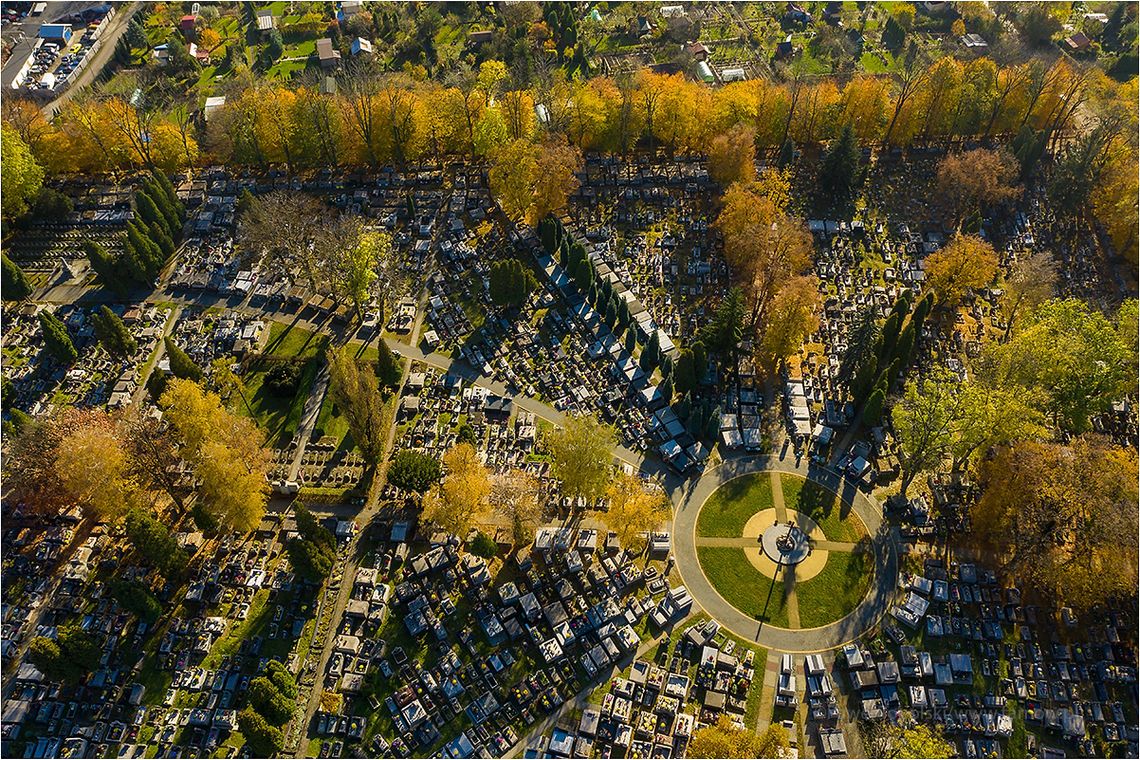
[121,237,151,284]
[136,190,170,239]
[141,177,180,240]
[93,306,138,358]
[639,331,661,373]
[164,337,204,383]
[151,171,185,222]
[39,311,78,365]
[126,222,163,279]
[147,219,175,258]
[819,122,862,203]
[2,253,33,301]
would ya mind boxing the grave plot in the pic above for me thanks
[568,155,727,348]
[171,167,443,321]
[2,303,168,417]
[391,361,549,481]
[324,519,666,758]
[528,613,766,760]
[4,179,133,279]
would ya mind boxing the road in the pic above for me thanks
[41,2,140,119]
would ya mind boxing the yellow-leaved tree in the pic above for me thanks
[923,234,998,308]
[599,472,671,554]
[422,444,491,539]
[490,469,544,548]
[54,412,139,522]
[160,378,269,533]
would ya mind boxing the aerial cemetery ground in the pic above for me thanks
[1,2,1138,759]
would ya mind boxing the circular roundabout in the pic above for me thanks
[672,458,899,652]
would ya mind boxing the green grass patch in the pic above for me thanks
[239,358,319,446]
[135,656,174,706]
[859,51,892,73]
[794,550,872,629]
[696,546,789,627]
[313,388,351,446]
[265,321,329,360]
[697,473,774,537]
[780,475,866,542]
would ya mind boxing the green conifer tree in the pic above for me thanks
[2,253,33,301]
[39,311,78,365]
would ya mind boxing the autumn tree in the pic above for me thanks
[121,410,187,510]
[421,444,491,538]
[600,472,670,554]
[891,367,967,497]
[865,712,955,758]
[716,184,812,328]
[327,346,388,464]
[490,469,544,547]
[687,715,764,758]
[323,219,388,322]
[239,191,330,294]
[54,413,138,522]
[978,298,1136,433]
[5,409,94,514]
[974,437,1138,611]
[545,414,616,507]
[160,379,269,533]
[757,723,794,758]
[1,124,44,220]
[707,123,756,186]
[998,251,1057,338]
[923,234,998,309]
[758,275,820,372]
[489,137,583,226]
[948,380,1047,472]
[936,147,1020,226]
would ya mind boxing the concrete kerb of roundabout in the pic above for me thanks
[669,454,900,654]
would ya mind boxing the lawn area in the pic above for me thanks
[236,321,328,444]
[267,58,310,80]
[794,549,872,629]
[265,321,329,360]
[313,389,352,447]
[696,473,774,538]
[239,357,319,447]
[780,475,866,542]
[696,546,789,628]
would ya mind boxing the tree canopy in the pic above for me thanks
[974,436,1138,612]
[545,414,616,506]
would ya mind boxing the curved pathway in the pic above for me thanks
[669,453,899,653]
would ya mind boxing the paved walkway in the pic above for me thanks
[668,453,899,653]
[286,361,330,483]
